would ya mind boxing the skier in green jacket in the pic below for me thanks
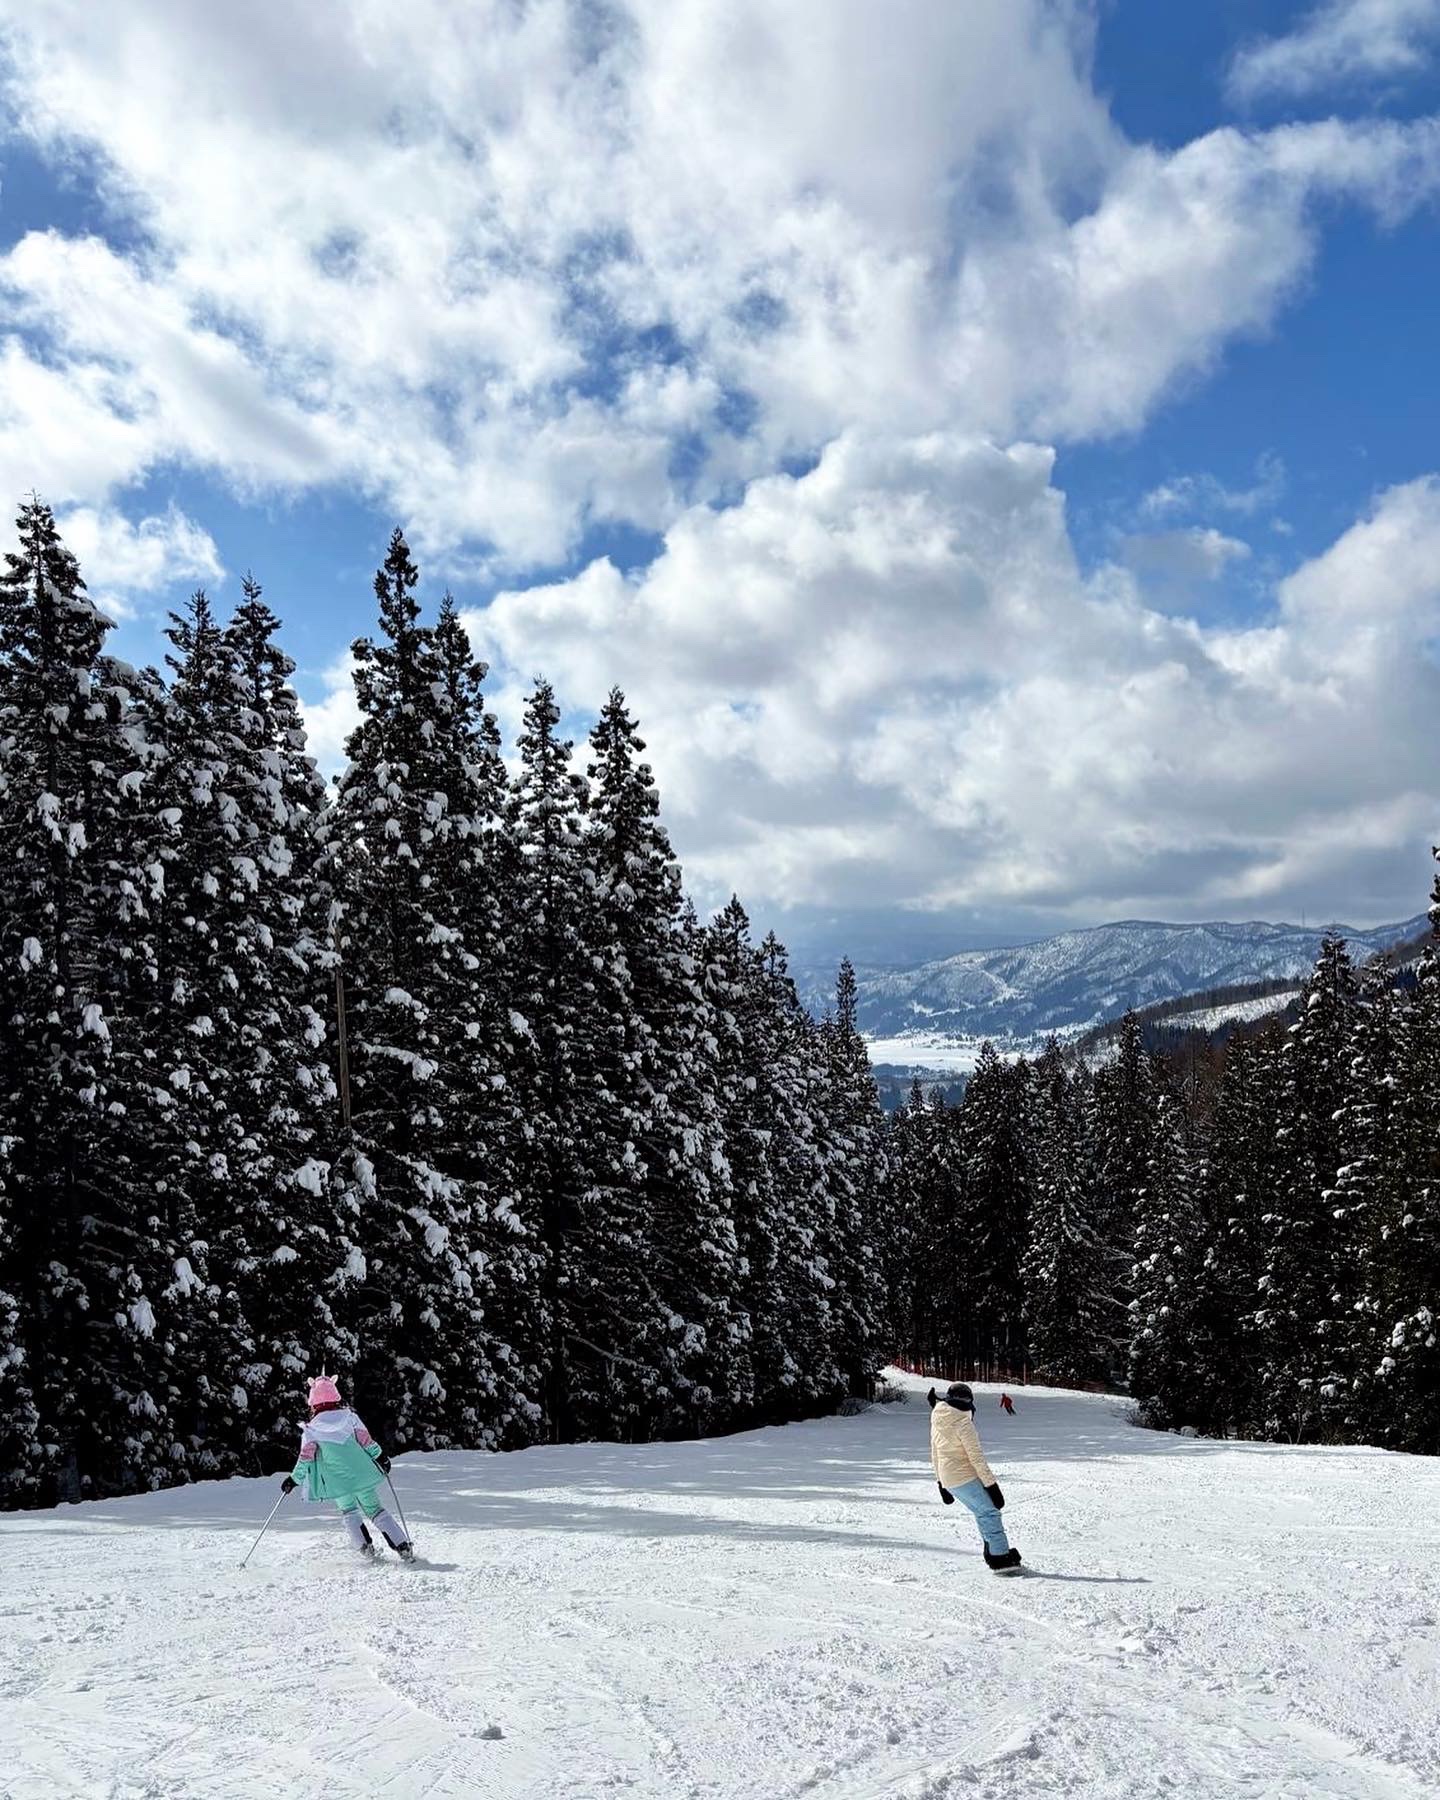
[281,1376,414,1560]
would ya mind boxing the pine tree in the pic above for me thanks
[1254,936,1359,1440]
[0,500,184,1502]
[503,679,599,1438]
[1321,968,1410,1438]
[705,902,800,1415]
[1187,1031,1282,1437]
[877,1081,924,1364]
[325,530,525,1450]
[125,586,263,1478]
[210,574,357,1461]
[0,1129,43,1500]
[1354,854,1440,1450]
[886,1080,965,1375]
[1087,1012,1152,1382]
[584,691,741,1434]
[955,1044,1031,1379]
[757,929,845,1413]
[1022,1042,1110,1388]
[818,959,886,1397]
[1128,1068,1203,1429]
[426,593,544,1447]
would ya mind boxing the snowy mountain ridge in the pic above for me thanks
[847,912,1427,1059]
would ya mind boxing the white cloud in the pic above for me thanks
[1120,526,1252,590]
[51,501,221,619]
[1229,0,1440,102]
[0,4,1437,562]
[961,117,1440,442]
[1141,452,1286,521]
[465,444,1440,924]
[296,655,361,778]
[2,4,1438,925]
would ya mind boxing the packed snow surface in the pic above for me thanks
[4,1371,1439,1799]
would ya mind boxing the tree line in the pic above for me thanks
[0,501,886,1509]
[5,493,1435,1509]
[886,891,1440,1455]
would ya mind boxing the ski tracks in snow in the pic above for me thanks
[3,1376,1439,1798]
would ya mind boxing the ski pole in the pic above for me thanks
[239,1486,291,1571]
[384,1470,414,1549]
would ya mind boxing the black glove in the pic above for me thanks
[938,1482,954,1505]
[377,1453,392,1475]
[281,1475,296,1494]
[985,1482,1005,1510]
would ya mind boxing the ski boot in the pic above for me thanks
[381,1526,416,1563]
[983,1545,1023,1575]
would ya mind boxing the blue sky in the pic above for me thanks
[1073,2,1440,601]
[9,8,1439,671]
[2,0,1439,952]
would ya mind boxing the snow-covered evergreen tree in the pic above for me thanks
[0,1130,43,1501]
[325,530,531,1450]
[426,593,544,1447]
[1087,1011,1152,1376]
[887,1080,964,1371]
[503,678,601,1438]
[584,691,741,1433]
[1254,936,1358,1440]
[209,574,357,1460]
[704,903,812,1418]
[1187,1033,1281,1437]
[756,929,845,1413]
[1128,1068,1203,1429]
[1022,1043,1111,1388]
[877,1081,919,1361]
[817,959,886,1397]
[0,500,185,1502]
[1352,858,1440,1451]
[955,1043,1031,1379]
[126,586,264,1478]
[1319,968,1410,1438]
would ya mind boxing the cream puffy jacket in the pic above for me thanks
[929,1400,996,1490]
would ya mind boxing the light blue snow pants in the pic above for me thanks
[335,1487,405,1550]
[951,1477,1010,1556]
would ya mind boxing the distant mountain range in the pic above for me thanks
[830,914,1429,1069]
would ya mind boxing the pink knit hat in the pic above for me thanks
[308,1375,342,1407]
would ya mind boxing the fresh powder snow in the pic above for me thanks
[1160,990,1300,1034]
[3,1368,1437,1799]
[866,1031,1020,1074]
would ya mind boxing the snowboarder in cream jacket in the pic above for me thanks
[928,1382,1021,1573]
[280,1375,414,1560]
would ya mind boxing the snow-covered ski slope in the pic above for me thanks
[4,1370,1439,1800]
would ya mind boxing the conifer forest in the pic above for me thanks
[2,497,1438,1510]
[0,500,885,1508]
[887,922,1440,1456]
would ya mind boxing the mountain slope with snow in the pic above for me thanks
[854,914,1426,1050]
[4,1372,1438,1798]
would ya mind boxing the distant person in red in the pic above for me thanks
[999,1392,1016,1415]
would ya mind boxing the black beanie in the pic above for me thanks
[945,1382,975,1411]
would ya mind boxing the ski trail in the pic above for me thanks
[3,1375,1438,1798]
